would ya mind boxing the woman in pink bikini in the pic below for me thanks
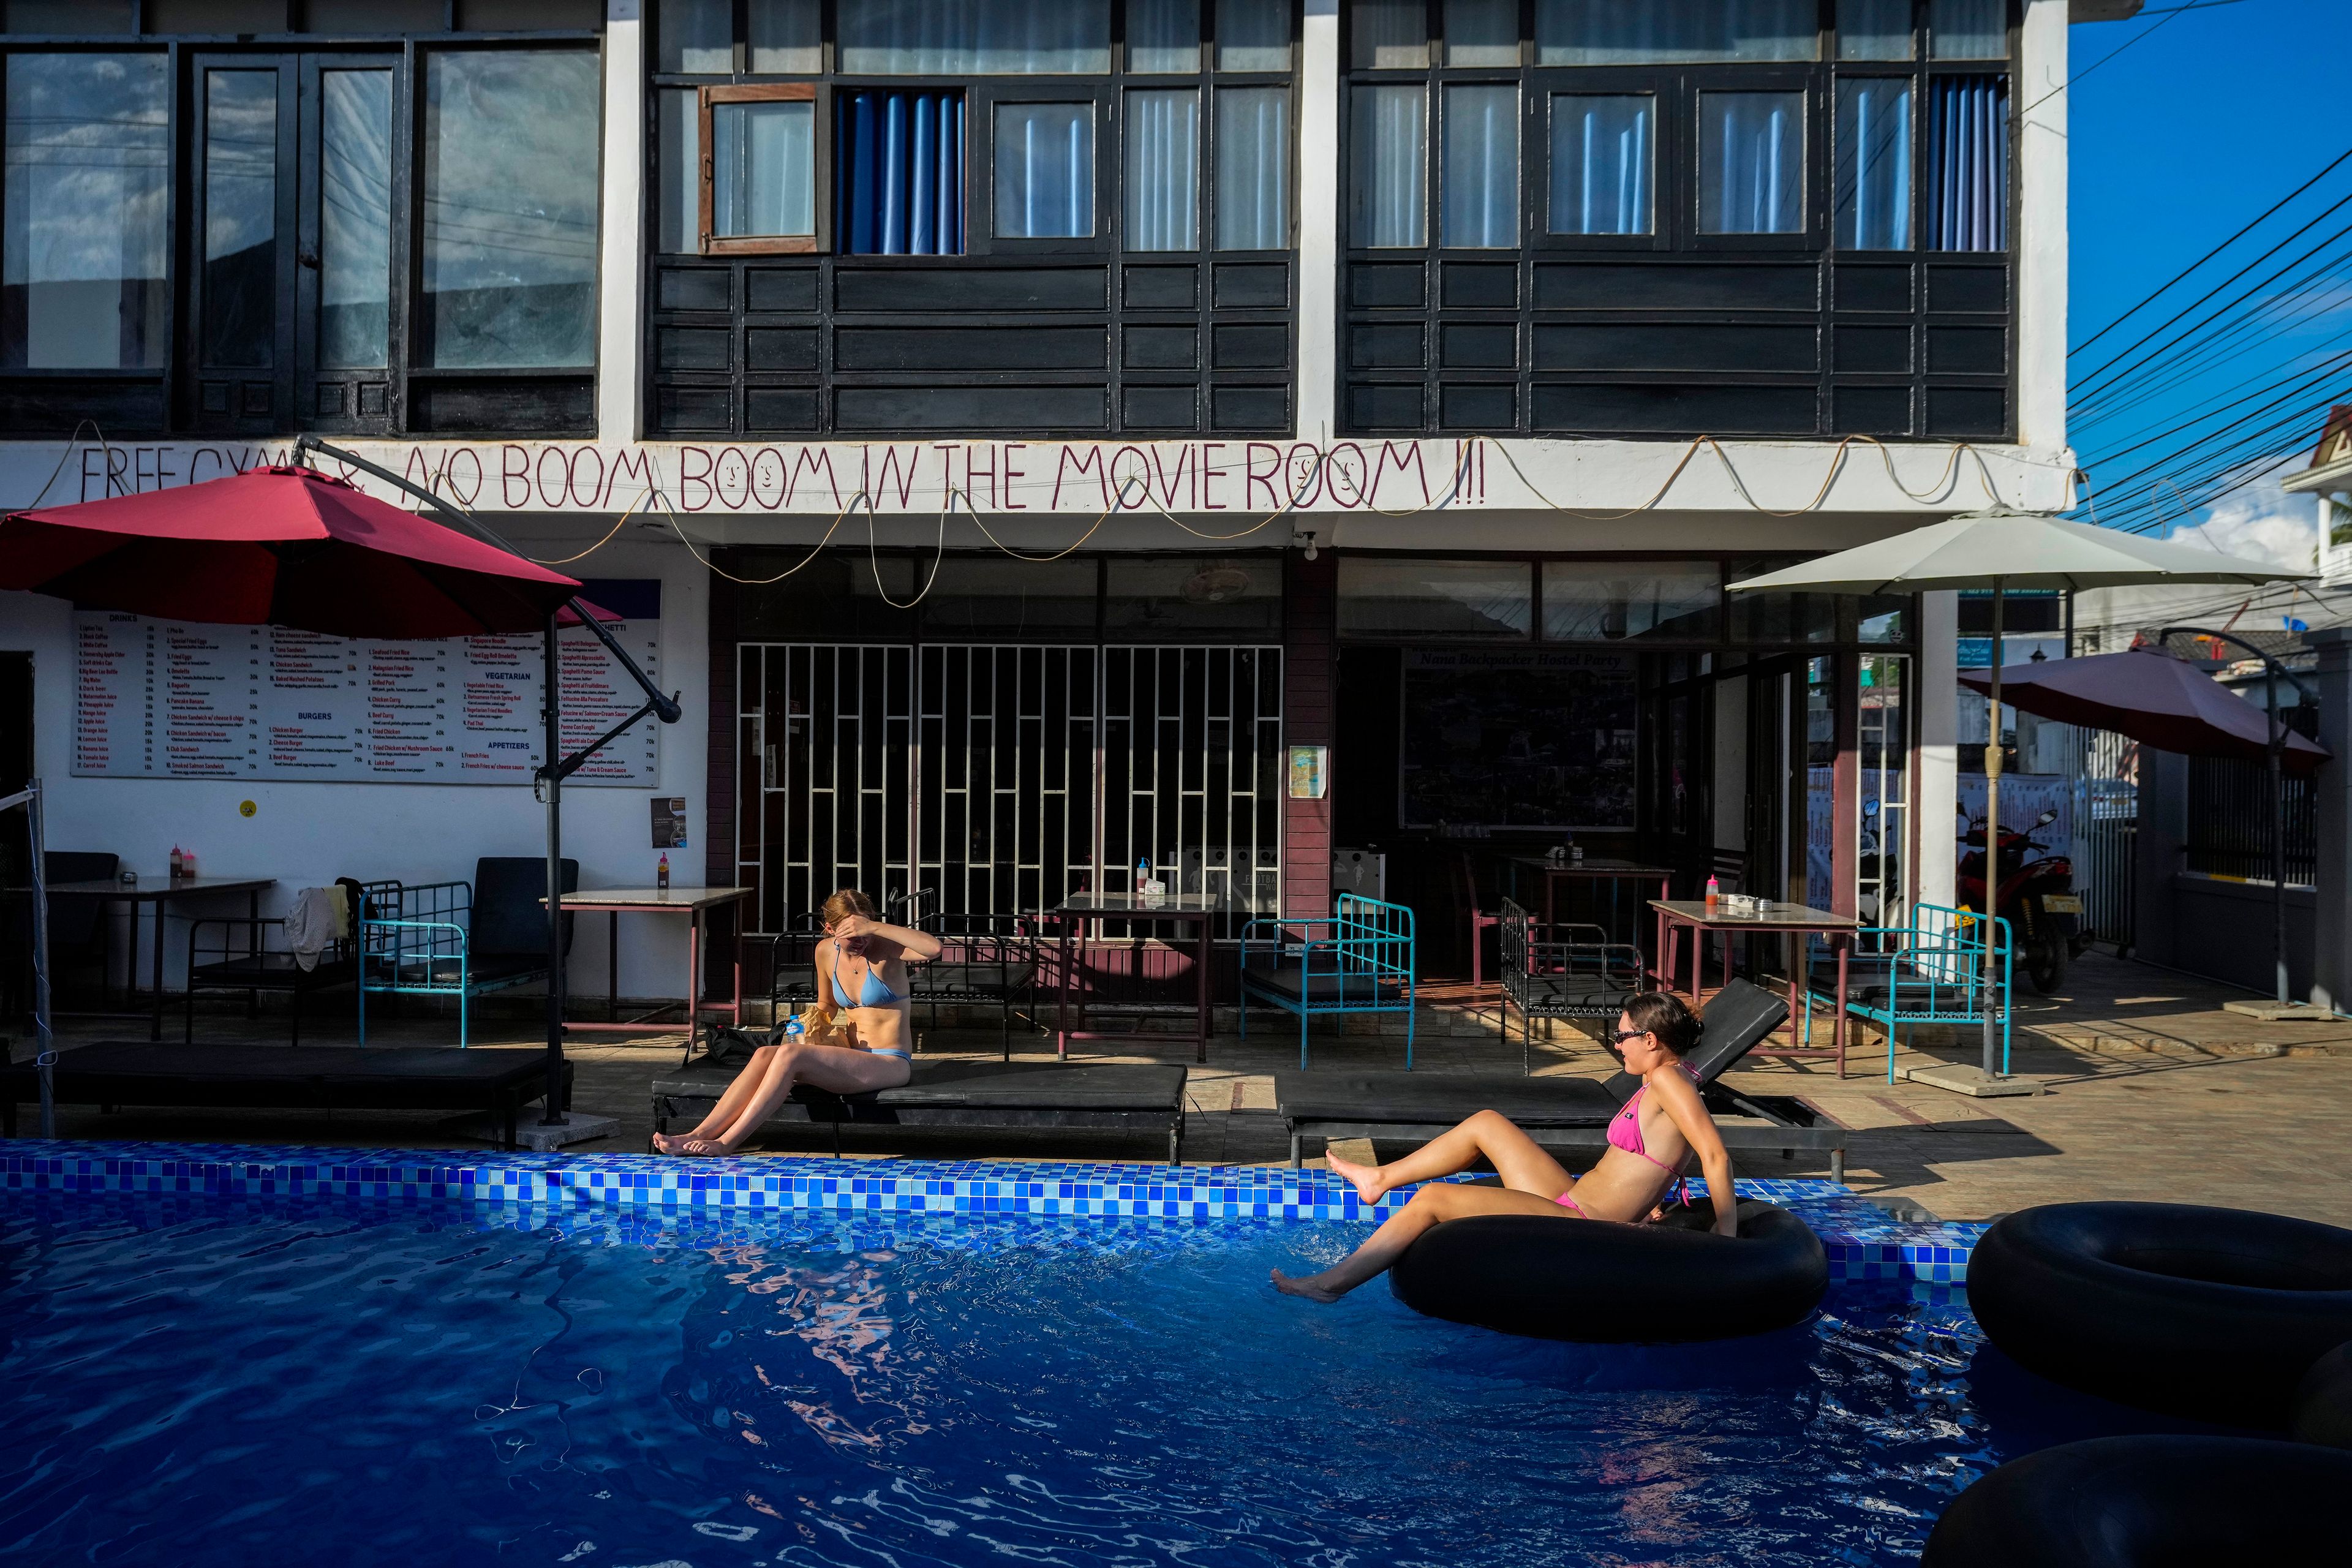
[1272,991,1736,1303]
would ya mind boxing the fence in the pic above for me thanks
[2184,755,2315,886]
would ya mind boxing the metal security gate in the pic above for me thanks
[2064,725,2138,954]
[739,643,1282,936]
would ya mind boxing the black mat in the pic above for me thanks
[650,1059,1185,1114]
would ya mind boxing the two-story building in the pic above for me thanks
[0,0,2093,1004]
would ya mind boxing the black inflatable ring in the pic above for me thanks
[1922,1435,2352,1567]
[1967,1201,2352,1427]
[1389,1199,1826,1342]
[2293,1340,2352,1448]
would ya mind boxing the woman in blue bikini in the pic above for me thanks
[656,889,940,1156]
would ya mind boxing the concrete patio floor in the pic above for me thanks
[12,949,2352,1226]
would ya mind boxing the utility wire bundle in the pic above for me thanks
[2071,144,2352,537]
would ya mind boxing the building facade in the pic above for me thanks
[1,0,2084,1000]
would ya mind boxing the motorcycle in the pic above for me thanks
[1958,804,2087,995]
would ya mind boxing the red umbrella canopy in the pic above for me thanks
[0,465,580,637]
[1958,649,2330,772]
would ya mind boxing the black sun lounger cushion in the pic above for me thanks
[1274,1071,1619,1127]
[648,1060,1186,1117]
[1515,976,1642,1014]
[1245,968,1406,1005]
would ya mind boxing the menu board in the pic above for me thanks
[70,581,662,786]
[1398,649,1637,830]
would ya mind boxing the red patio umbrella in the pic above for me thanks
[0,464,580,634]
[1957,648,2329,772]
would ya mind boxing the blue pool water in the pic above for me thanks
[0,1189,2124,1567]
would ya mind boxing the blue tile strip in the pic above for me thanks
[0,1140,1986,1283]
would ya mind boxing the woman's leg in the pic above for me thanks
[680,1045,912,1155]
[1273,1182,1572,1302]
[654,1047,779,1153]
[1325,1109,1575,1206]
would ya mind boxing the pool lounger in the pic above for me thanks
[1,1042,573,1150]
[650,1060,1189,1164]
[1275,978,1849,1182]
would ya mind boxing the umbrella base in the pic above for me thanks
[2222,999,2321,1022]
[458,1110,620,1151]
[1902,1063,2045,1099]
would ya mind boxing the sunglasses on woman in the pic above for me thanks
[1608,1028,1653,1046]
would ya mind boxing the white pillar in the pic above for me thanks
[1917,590,1959,913]
[598,0,649,446]
[1295,0,1340,442]
[2015,0,2068,455]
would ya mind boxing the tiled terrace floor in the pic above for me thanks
[13,951,2352,1226]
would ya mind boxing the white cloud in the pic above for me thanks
[2160,469,2318,571]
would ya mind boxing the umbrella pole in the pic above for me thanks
[542,614,567,1127]
[2269,660,2287,1005]
[1983,581,2004,1079]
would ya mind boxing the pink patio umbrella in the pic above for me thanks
[1957,648,2329,772]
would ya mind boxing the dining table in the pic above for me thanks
[1649,898,1863,1078]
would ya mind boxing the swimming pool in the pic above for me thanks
[0,1145,2144,1567]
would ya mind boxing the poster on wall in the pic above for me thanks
[70,579,662,786]
[1398,649,1636,830]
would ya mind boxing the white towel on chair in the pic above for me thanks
[285,886,344,971]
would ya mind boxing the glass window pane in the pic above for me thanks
[1698,89,1804,235]
[318,67,392,370]
[4,0,134,29]
[1930,0,2005,59]
[1350,84,1425,247]
[1106,556,1281,635]
[1445,0,1520,65]
[660,0,734,72]
[1548,94,1651,236]
[747,0,821,72]
[1351,0,1426,69]
[657,86,698,252]
[1441,84,1517,249]
[1542,562,1720,642]
[919,557,1099,637]
[2,53,167,371]
[713,98,816,238]
[1126,88,1200,251]
[1929,75,2007,251]
[1337,559,1532,638]
[1536,0,1817,64]
[840,0,1112,74]
[838,89,966,255]
[994,102,1094,238]
[1129,0,1201,72]
[1216,0,1290,70]
[202,69,276,371]
[1838,0,1913,60]
[421,50,600,369]
[1835,78,1911,250]
[1215,86,1288,249]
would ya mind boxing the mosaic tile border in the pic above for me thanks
[0,1140,1987,1283]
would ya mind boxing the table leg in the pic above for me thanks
[1785,934,1799,1044]
[1055,919,1072,1060]
[687,910,703,1047]
[728,900,744,1030]
[608,910,619,1022]
[1834,935,1850,1079]
[149,899,165,1042]
[1195,913,1210,1066]
[1689,921,1703,1006]
[247,891,261,1019]
[1544,872,1556,935]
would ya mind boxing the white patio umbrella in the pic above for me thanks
[1729,507,2313,1093]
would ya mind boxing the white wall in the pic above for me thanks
[5,520,714,1013]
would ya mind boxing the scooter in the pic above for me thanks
[1958,805,2086,995]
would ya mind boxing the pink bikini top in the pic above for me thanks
[1608,1063,1702,1172]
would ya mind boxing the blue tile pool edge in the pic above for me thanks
[0,1139,1986,1285]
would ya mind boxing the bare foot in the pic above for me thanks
[1270,1267,1346,1303]
[1324,1150,1387,1207]
[673,1138,733,1158]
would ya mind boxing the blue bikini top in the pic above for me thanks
[829,939,907,1009]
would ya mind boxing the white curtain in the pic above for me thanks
[1698,89,1803,235]
[1836,78,1910,250]
[1547,94,1650,236]
[993,102,1093,237]
[1441,84,1517,249]
[1930,0,2007,59]
[1351,0,1425,69]
[1215,86,1288,249]
[1931,76,2007,251]
[1351,84,1425,247]
[1836,0,1912,61]
[1216,0,1291,70]
[840,0,1112,74]
[712,98,815,238]
[747,0,822,72]
[1126,88,1199,251]
[1444,0,1520,65]
[1128,0,1200,72]
[1536,0,1816,64]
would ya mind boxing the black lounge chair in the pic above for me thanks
[185,876,400,1044]
[1275,978,1849,1180]
[1,1041,572,1148]
[650,1044,1188,1164]
[1498,898,1646,1073]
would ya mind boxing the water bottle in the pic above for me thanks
[657,852,671,894]
[1137,855,1150,892]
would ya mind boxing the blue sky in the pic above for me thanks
[2067,0,2348,540]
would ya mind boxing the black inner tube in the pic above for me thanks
[1390,1199,1826,1343]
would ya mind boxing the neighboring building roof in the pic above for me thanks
[2283,404,2352,496]
[2071,0,2146,19]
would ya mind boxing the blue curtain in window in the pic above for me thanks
[1930,75,2006,251]
[837,89,965,255]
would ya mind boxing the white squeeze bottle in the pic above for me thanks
[1705,874,1721,914]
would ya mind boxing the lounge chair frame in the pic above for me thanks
[1238,893,1417,1069]
[184,876,399,1044]
[1795,902,2015,1082]
[1497,897,1646,1073]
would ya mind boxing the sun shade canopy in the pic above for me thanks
[0,465,580,637]
[1959,648,2329,772]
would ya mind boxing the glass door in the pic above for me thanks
[187,53,399,434]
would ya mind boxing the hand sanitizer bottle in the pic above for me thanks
[1705,874,1721,914]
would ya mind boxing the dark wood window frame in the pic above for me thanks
[698,80,824,255]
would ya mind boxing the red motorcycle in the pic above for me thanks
[1958,806,2086,995]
